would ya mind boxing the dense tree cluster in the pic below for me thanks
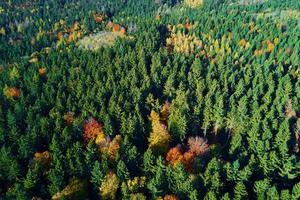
[0,0,300,199]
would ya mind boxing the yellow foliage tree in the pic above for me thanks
[148,111,171,154]
[100,172,119,200]
[0,27,6,35]
[166,31,202,55]
[238,39,250,48]
[127,176,146,192]
[267,40,275,53]
[184,0,203,8]
[52,178,87,200]
[130,193,147,200]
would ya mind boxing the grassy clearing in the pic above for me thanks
[77,31,124,51]
[256,9,300,21]
[229,0,268,6]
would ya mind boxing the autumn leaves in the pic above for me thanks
[83,117,121,161]
[148,110,171,154]
[184,0,204,8]
[148,101,210,173]
[166,23,203,55]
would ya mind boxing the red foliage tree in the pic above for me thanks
[83,117,103,143]
[182,151,195,172]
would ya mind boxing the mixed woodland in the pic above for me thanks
[0,0,300,199]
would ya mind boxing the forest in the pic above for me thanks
[0,0,300,199]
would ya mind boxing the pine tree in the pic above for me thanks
[234,182,248,200]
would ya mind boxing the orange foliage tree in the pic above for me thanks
[107,135,122,160]
[166,146,195,172]
[3,86,20,99]
[166,137,209,172]
[163,194,179,200]
[166,146,184,166]
[96,134,122,160]
[57,31,63,41]
[38,68,46,76]
[112,24,121,32]
[93,13,106,24]
[83,117,105,143]
[34,151,51,169]
[266,40,275,53]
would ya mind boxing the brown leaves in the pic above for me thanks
[63,112,75,126]
[57,31,63,41]
[184,22,193,31]
[160,100,171,123]
[107,135,122,160]
[38,68,46,76]
[52,178,87,200]
[187,136,209,156]
[34,151,51,169]
[285,100,297,119]
[106,21,114,29]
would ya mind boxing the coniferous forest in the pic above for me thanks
[0,0,300,199]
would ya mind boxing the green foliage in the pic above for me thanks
[0,0,300,199]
